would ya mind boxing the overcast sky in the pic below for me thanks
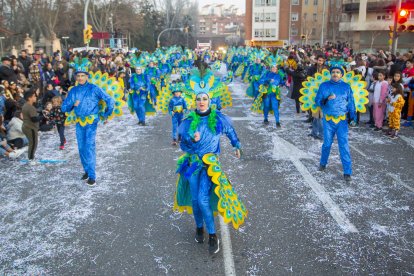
[196,0,246,14]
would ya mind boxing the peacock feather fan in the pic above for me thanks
[299,69,369,113]
[69,57,91,74]
[64,71,126,126]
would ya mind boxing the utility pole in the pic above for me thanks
[84,0,90,49]
[320,0,326,46]
[391,0,402,55]
[288,0,292,46]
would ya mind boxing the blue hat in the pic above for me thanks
[328,59,346,75]
[70,57,91,75]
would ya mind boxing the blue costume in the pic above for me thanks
[168,94,187,142]
[177,108,241,235]
[259,70,284,124]
[178,59,192,82]
[145,66,160,96]
[129,72,154,125]
[61,82,114,181]
[159,61,172,88]
[247,63,265,98]
[315,78,356,176]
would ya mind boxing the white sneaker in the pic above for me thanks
[8,151,19,159]
[29,159,39,165]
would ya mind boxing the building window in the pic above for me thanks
[313,0,318,5]
[313,13,317,21]
[255,0,276,6]
[291,28,298,36]
[292,0,299,4]
[291,12,299,21]
[254,13,260,22]
[305,0,309,4]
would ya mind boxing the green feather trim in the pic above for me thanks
[187,109,218,137]
[208,109,217,135]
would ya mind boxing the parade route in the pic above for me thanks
[1,78,414,275]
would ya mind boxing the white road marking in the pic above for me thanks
[400,135,414,149]
[388,173,414,193]
[219,216,237,276]
[272,135,359,234]
[231,116,303,121]
[350,145,367,158]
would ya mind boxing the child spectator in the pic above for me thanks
[22,89,40,164]
[386,83,405,139]
[49,96,66,150]
[39,101,54,132]
[6,111,28,149]
[372,71,388,131]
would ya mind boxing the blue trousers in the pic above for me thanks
[320,118,352,175]
[311,118,323,139]
[76,121,98,180]
[263,94,280,123]
[188,168,215,234]
[133,93,146,123]
[253,81,260,98]
[172,113,184,140]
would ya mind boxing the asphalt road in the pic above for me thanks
[1,78,414,275]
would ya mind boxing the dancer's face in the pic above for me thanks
[76,73,88,85]
[330,69,342,82]
[196,94,209,112]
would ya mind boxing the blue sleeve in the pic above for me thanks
[0,97,5,116]
[168,98,174,115]
[129,76,135,90]
[97,86,115,118]
[315,84,326,108]
[179,119,196,152]
[219,113,241,149]
[61,88,76,113]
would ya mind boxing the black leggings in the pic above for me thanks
[22,126,38,160]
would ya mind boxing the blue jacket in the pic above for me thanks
[159,63,172,76]
[249,63,264,77]
[168,96,187,115]
[179,110,241,157]
[129,73,149,91]
[259,71,284,87]
[315,79,356,120]
[61,82,114,119]
[145,67,160,82]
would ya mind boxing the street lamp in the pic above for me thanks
[0,37,4,57]
[62,36,69,50]
[157,27,183,48]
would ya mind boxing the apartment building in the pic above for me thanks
[339,0,414,50]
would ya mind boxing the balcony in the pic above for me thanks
[343,1,395,13]
[339,20,392,31]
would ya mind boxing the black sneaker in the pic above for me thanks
[81,173,88,180]
[344,174,352,182]
[87,179,96,186]
[208,235,220,254]
[276,122,281,128]
[195,227,204,243]
[263,119,269,125]
[318,165,326,172]
[373,127,382,132]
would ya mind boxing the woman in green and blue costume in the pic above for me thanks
[129,65,153,125]
[174,87,246,254]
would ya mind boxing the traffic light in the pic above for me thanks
[301,35,305,40]
[408,25,414,32]
[398,9,409,24]
[83,24,93,45]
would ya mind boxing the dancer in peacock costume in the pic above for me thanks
[246,50,267,98]
[158,54,172,89]
[62,57,124,185]
[127,56,156,126]
[174,81,247,254]
[178,54,193,83]
[145,58,161,97]
[251,54,285,127]
[299,60,368,182]
[168,82,188,145]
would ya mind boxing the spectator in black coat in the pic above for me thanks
[0,57,19,84]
